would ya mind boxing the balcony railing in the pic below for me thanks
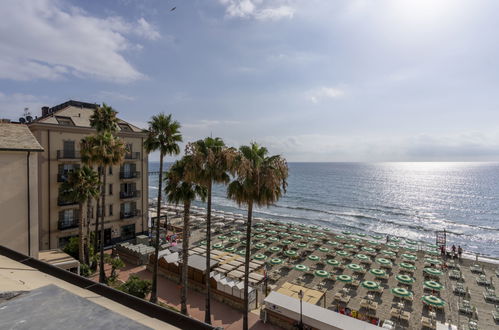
[120,209,141,219]
[58,219,79,230]
[120,190,140,199]
[124,152,140,160]
[57,150,81,160]
[119,171,140,179]
[58,198,78,206]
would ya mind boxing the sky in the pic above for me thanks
[1,0,499,162]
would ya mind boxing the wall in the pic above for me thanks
[0,151,39,257]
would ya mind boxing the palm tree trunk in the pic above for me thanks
[204,180,212,324]
[243,200,253,330]
[150,152,164,303]
[93,168,102,253]
[98,169,107,284]
[78,202,85,263]
[181,201,190,315]
[85,199,92,265]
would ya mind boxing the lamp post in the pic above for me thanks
[298,289,304,330]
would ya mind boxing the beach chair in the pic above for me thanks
[483,291,499,303]
[470,264,484,274]
[381,320,394,329]
[492,309,499,323]
[421,316,436,329]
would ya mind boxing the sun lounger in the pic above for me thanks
[470,264,484,274]
[476,276,491,286]
[453,285,466,296]
[381,320,394,329]
[483,291,499,303]
[468,320,479,330]
[449,270,463,280]
[492,310,499,323]
[400,311,410,321]
[421,316,436,329]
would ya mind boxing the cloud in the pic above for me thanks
[219,0,295,21]
[0,0,161,82]
[306,86,345,104]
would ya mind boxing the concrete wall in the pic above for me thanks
[0,151,39,257]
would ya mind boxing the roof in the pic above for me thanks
[264,291,381,330]
[38,249,79,270]
[32,100,143,133]
[187,254,218,272]
[277,282,324,305]
[0,123,43,152]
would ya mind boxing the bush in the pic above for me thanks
[63,237,79,260]
[118,275,152,299]
[105,255,125,283]
[80,263,92,277]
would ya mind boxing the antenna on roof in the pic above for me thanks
[20,107,33,123]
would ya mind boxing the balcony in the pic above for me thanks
[124,152,140,160]
[120,209,141,219]
[58,219,79,230]
[119,171,140,179]
[58,198,78,206]
[120,190,140,199]
[57,150,81,160]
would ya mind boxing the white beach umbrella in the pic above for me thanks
[234,213,244,218]
[225,217,235,222]
[235,219,245,225]
[214,222,225,227]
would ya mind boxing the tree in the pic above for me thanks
[59,166,100,263]
[105,254,125,283]
[164,158,207,315]
[119,275,152,299]
[184,137,236,324]
[143,113,182,303]
[227,143,288,330]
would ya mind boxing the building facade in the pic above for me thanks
[0,121,43,257]
[28,100,148,250]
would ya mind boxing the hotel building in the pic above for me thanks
[28,100,148,250]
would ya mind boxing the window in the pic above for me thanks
[119,123,132,132]
[109,204,113,216]
[109,166,113,175]
[126,143,133,153]
[109,184,113,195]
[121,224,136,240]
[56,116,75,126]
[97,206,103,217]
[63,140,75,158]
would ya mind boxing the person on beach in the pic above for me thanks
[440,245,445,257]
[458,246,463,259]
[452,245,456,258]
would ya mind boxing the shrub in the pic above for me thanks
[118,275,152,299]
[63,237,79,259]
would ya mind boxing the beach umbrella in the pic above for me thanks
[213,243,224,249]
[213,222,225,227]
[234,213,244,218]
[326,240,339,247]
[323,227,331,232]
[269,246,281,253]
[318,247,330,253]
[253,253,267,260]
[347,263,364,272]
[355,254,370,261]
[344,244,356,250]
[404,246,418,252]
[376,258,392,266]
[315,232,326,237]
[255,243,267,249]
[218,235,227,240]
[386,243,399,249]
[361,280,380,291]
[425,258,442,265]
[267,237,279,243]
[336,235,346,240]
[342,231,352,235]
[269,258,283,265]
[294,264,310,271]
[292,234,303,240]
[336,274,353,283]
[369,269,387,278]
[265,223,275,228]
[198,240,207,246]
[267,230,278,235]
[391,287,413,298]
[255,228,266,233]
[315,269,329,277]
[423,268,443,276]
[278,225,287,230]
[405,239,417,245]
[237,250,245,256]
[370,235,383,240]
[307,237,318,242]
[337,250,350,257]
[401,253,417,261]
[349,238,362,244]
[284,250,298,257]
[225,247,236,252]
[289,227,299,232]
[399,262,416,270]
[280,232,291,237]
[426,243,439,249]
[229,237,240,243]
[326,259,340,266]
[301,229,311,234]
[299,224,306,228]
[426,250,440,256]
[368,240,381,245]
[254,218,264,222]
[389,237,401,243]
[308,255,321,261]
[309,225,319,229]
[281,239,293,245]
[381,249,396,256]
[424,280,444,291]
[240,240,247,245]
[232,230,242,235]
[234,219,245,225]
[296,243,308,248]
[362,247,376,253]
[421,295,446,308]
[396,274,415,284]
[356,233,367,237]
[255,234,266,239]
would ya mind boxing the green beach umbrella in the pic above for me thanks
[336,274,353,283]
[280,232,290,237]
[278,225,287,230]
[399,262,416,270]
[376,258,392,266]
[229,237,240,243]
[390,237,401,243]
[355,254,370,261]
[296,243,308,248]
[361,280,380,290]
[350,238,362,244]
[401,253,417,261]
[284,250,298,257]
[337,250,350,257]
[269,246,281,253]
[425,258,442,265]
[301,229,311,234]
[307,237,318,242]
[391,287,413,298]
[369,268,387,278]
[344,244,356,249]
[424,280,444,291]
[268,237,279,243]
[424,268,443,276]
[225,247,236,252]
[327,240,339,246]
[255,243,267,249]
[213,243,224,249]
[342,231,352,235]
[386,243,399,249]
[381,249,396,256]
[269,258,283,265]
[362,247,376,253]
[198,240,207,245]
[356,233,367,237]
[347,263,364,272]
[336,235,346,240]
[255,234,266,239]
[289,227,299,232]
[426,250,439,256]
[255,222,264,226]
[327,259,340,266]
[232,230,242,235]
[426,243,439,249]
[315,269,329,277]
[299,224,306,228]
[281,239,293,245]
[315,232,326,237]
[267,230,278,235]
[405,246,418,252]
[396,274,415,284]
[255,228,266,233]
[294,264,309,271]
[370,235,383,240]
[292,234,303,240]
[308,255,321,261]
[309,225,319,229]
[253,253,267,260]
[240,240,247,245]
[323,227,331,232]
[318,247,330,253]
[421,295,446,308]
[368,240,381,245]
[218,235,227,240]
[265,224,275,228]
[405,239,417,245]
[237,249,246,256]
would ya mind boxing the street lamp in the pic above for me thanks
[298,289,304,330]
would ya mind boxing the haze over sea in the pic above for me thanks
[149,162,499,258]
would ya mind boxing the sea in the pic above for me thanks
[148,162,499,258]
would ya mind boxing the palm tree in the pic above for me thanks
[227,143,288,330]
[60,166,100,263]
[89,103,119,133]
[184,137,236,323]
[143,113,182,303]
[164,157,207,315]
[81,132,126,283]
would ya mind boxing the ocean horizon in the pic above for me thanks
[148,161,499,258]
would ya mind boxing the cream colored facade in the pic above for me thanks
[28,101,149,250]
[0,123,42,257]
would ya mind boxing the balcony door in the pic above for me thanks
[63,140,75,158]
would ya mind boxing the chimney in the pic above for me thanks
[41,106,49,117]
